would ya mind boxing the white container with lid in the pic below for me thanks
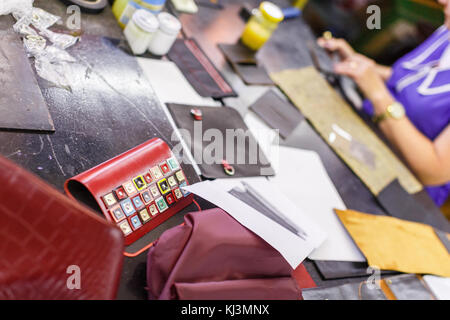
[124,9,159,55]
[148,12,182,56]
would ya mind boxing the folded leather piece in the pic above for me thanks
[250,90,304,139]
[167,104,275,179]
[335,209,450,277]
[168,39,237,99]
[271,66,422,196]
[146,208,303,300]
[0,156,124,299]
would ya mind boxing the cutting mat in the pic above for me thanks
[0,16,54,132]
[271,66,422,196]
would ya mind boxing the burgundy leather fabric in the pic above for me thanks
[146,208,302,300]
[0,156,124,300]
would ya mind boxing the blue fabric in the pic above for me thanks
[363,26,450,206]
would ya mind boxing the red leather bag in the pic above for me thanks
[0,156,124,299]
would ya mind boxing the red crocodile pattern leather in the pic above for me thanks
[65,138,194,246]
[0,156,124,300]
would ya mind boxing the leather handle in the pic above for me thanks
[59,0,108,13]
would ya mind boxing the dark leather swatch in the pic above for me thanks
[167,103,274,179]
[250,90,304,139]
[218,43,257,64]
[314,260,398,280]
[168,38,237,99]
[377,179,450,233]
[233,63,274,86]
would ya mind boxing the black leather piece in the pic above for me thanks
[233,63,274,85]
[167,103,275,179]
[218,43,257,64]
[250,90,304,139]
[377,179,450,233]
[168,39,237,99]
[314,260,398,280]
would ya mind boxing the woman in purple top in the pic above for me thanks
[318,0,450,208]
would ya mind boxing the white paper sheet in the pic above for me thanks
[423,275,450,300]
[137,57,221,106]
[182,178,327,269]
[268,146,366,262]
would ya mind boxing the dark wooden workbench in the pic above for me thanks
[0,0,446,299]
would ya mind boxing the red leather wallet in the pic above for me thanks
[0,156,124,300]
[65,138,194,248]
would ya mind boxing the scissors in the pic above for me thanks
[59,0,108,13]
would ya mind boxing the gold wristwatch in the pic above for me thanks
[373,101,405,124]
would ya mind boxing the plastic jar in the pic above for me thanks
[241,1,284,51]
[112,0,166,29]
[124,9,159,55]
[148,12,182,56]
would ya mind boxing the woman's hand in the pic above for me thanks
[317,37,355,60]
[333,54,391,111]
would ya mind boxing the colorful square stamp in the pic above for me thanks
[149,184,160,198]
[155,197,168,212]
[118,220,132,236]
[132,195,145,210]
[141,190,153,204]
[139,208,151,223]
[144,172,153,184]
[175,170,186,183]
[130,215,142,230]
[173,188,183,200]
[167,157,180,171]
[133,175,147,191]
[120,198,136,217]
[101,192,117,208]
[166,193,175,205]
[148,203,159,216]
[167,175,177,188]
[150,166,163,180]
[123,181,137,197]
[157,178,171,195]
[160,161,171,174]
[114,186,128,201]
[110,206,125,222]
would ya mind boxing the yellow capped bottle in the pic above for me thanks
[241,1,284,51]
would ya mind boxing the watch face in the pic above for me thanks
[389,103,405,119]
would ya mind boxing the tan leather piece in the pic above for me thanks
[271,67,422,195]
[335,209,450,277]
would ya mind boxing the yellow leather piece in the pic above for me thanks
[335,209,450,277]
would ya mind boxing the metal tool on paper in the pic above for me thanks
[229,182,308,240]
